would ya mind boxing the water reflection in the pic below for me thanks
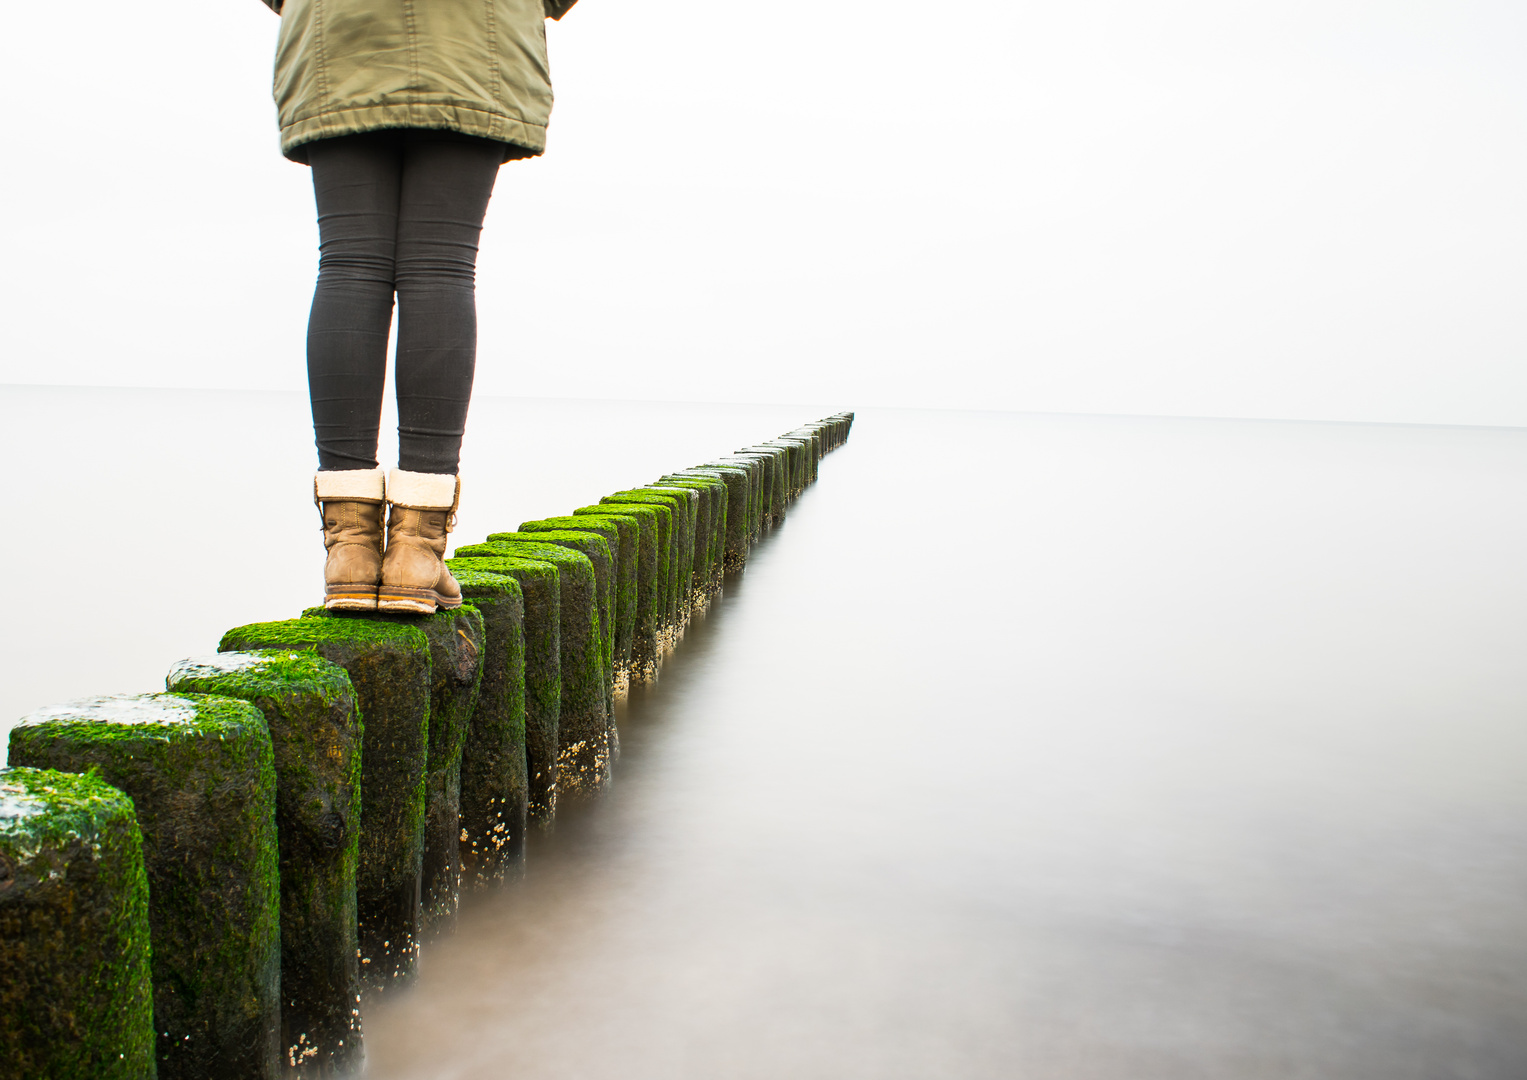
[4,392,1525,1076]
[365,411,1527,1078]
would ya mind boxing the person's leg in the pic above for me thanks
[306,132,404,471]
[306,132,403,608]
[392,131,504,475]
[379,131,503,614]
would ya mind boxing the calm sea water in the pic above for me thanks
[5,387,1527,1077]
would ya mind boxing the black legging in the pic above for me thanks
[306,129,505,475]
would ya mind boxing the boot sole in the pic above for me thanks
[378,586,463,615]
[325,585,379,611]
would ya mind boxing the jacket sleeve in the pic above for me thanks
[544,0,578,20]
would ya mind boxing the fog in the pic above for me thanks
[4,0,1526,422]
[4,2,1526,1072]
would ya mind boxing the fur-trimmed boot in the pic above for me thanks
[315,467,387,611]
[379,469,464,614]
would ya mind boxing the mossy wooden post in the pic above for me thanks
[0,767,154,1079]
[739,446,790,515]
[785,427,822,466]
[655,478,711,596]
[764,443,794,507]
[646,486,700,612]
[823,412,853,446]
[805,426,826,469]
[605,491,687,636]
[786,436,812,488]
[621,488,694,620]
[219,618,429,995]
[693,474,730,580]
[490,530,615,722]
[522,515,637,695]
[701,457,763,542]
[599,496,674,652]
[724,452,775,529]
[444,570,528,884]
[783,429,822,482]
[753,445,794,508]
[9,694,280,1079]
[576,504,660,682]
[719,453,767,528]
[740,454,768,535]
[769,437,810,491]
[744,444,789,503]
[607,488,681,626]
[678,467,750,573]
[453,541,609,795]
[650,482,715,605]
[673,482,716,594]
[659,476,727,596]
[443,557,559,824]
[305,609,484,938]
[165,651,362,1076]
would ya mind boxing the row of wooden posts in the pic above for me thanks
[0,414,853,1079]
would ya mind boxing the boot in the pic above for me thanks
[315,467,387,611]
[379,469,464,615]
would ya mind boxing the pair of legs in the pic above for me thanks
[306,128,505,475]
[306,128,505,612]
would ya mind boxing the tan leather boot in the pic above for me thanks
[315,467,387,611]
[379,469,464,614]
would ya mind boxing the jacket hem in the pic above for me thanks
[281,103,547,164]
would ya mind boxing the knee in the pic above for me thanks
[317,249,396,288]
[394,253,477,291]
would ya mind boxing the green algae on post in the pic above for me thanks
[646,483,712,609]
[658,476,728,595]
[519,515,637,696]
[600,495,678,633]
[671,474,730,580]
[575,504,661,682]
[0,766,154,1080]
[8,693,280,1080]
[304,608,484,939]
[490,530,616,721]
[630,487,698,620]
[796,432,821,480]
[719,452,771,527]
[712,453,770,533]
[449,579,527,877]
[699,458,764,541]
[764,437,810,492]
[219,618,430,995]
[453,541,609,796]
[783,429,823,480]
[768,438,808,493]
[736,447,790,519]
[165,649,362,1076]
[605,492,686,638]
[448,569,529,883]
[674,467,750,573]
[444,556,560,824]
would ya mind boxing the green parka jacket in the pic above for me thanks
[261,0,577,163]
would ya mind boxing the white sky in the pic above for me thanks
[3,0,1524,424]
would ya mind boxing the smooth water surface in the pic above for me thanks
[4,389,1526,1076]
[368,409,1527,1078]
